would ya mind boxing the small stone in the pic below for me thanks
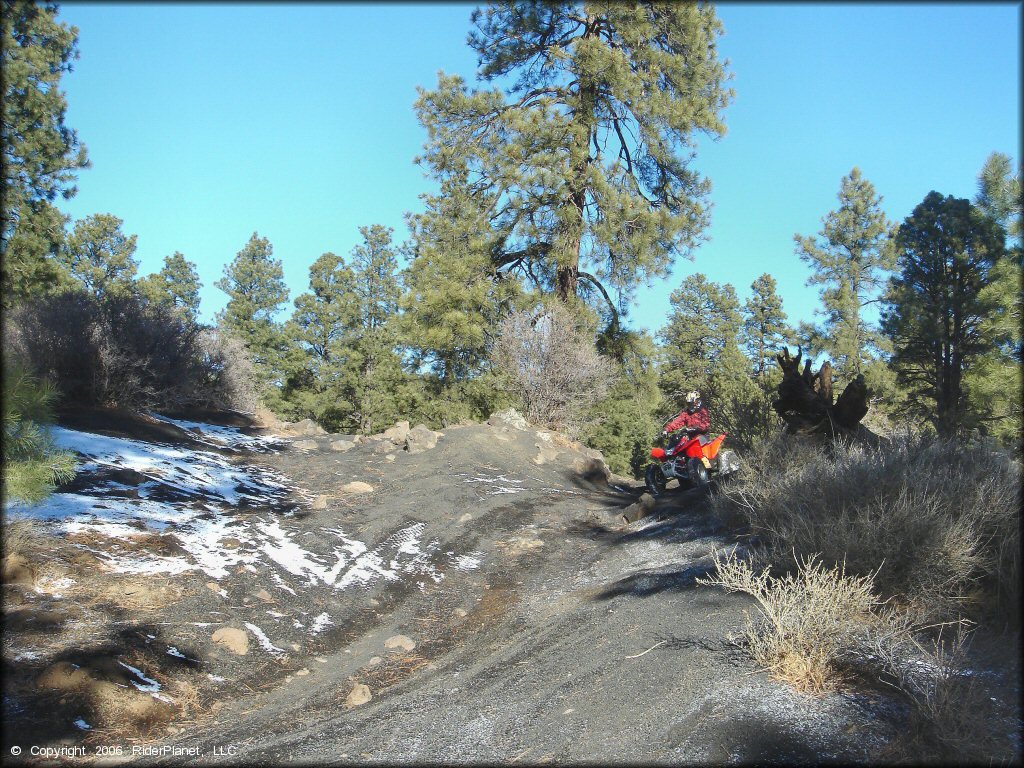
[369,598,380,607]
[385,454,395,462]
[346,683,372,707]
[311,495,329,510]
[291,643,301,651]
[329,439,355,453]
[221,537,241,549]
[296,668,310,676]
[459,513,472,523]
[206,581,221,593]
[292,439,318,452]
[341,481,374,494]
[211,627,249,655]
[454,608,467,618]
[367,656,382,666]
[254,588,274,603]
[384,634,416,652]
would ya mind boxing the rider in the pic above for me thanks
[663,390,710,450]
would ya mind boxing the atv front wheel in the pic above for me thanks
[687,458,710,488]
[645,464,668,497]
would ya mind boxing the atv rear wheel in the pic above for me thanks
[645,464,668,497]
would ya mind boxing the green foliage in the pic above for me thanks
[415,2,732,314]
[279,228,413,433]
[795,168,895,382]
[1,0,90,306]
[400,176,523,389]
[882,192,1006,437]
[965,153,1023,445]
[657,272,771,450]
[2,365,75,504]
[658,272,742,407]
[60,213,139,299]
[138,251,202,320]
[215,232,289,393]
[581,329,662,477]
[740,273,793,384]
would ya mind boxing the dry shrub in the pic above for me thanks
[702,552,1014,763]
[5,292,255,412]
[490,303,614,437]
[700,550,881,693]
[195,328,258,413]
[711,433,1021,625]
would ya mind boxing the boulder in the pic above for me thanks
[405,424,442,454]
[329,439,355,453]
[288,418,327,436]
[211,627,249,655]
[291,439,318,452]
[346,683,372,707]
[487,408,529,431]
[341,481,374,494]
[311,495,329,510]
[382,420,411,445]
[573,455,610,482]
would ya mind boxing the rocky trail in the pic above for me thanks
[2,409,1017,764]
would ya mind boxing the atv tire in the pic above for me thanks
[687,458,710,488]
[645,464,668,497]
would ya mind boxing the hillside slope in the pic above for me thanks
[1,409,957,763]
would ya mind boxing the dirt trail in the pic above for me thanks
[3,410,1006,764]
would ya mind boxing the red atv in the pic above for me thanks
[644,428,739,497]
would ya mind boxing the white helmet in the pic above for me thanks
[685,390,702,411]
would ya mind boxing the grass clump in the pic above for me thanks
[711,433,1021,626]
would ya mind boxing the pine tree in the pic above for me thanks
[795,168,895,382]
[2,0,90,306]
[882,192,1006,437]
[658,273,741,406]
[415,2,732,317]
[658,272,766,448]
[215,232,288,392]
[964,152,1022,443]
[60,213,139,299]
[138,251,202,320]
[2,365,75,503]
[281,229,412,433]
[740,273,791,385]
[402,177,523,377]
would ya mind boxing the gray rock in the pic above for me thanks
[292,439,318,452]
[487,408,529,431]
[382,420,411,445]
[329,439,355,452]
[287,418,326,436]
[405,424,441,454]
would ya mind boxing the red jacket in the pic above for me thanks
[664,406,710,435]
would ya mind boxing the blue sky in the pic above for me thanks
[54,2,1021,335]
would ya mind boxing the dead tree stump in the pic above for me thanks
[773,347,870,437]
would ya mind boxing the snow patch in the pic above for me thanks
[244,622,287,658]
[309,613,333,635]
